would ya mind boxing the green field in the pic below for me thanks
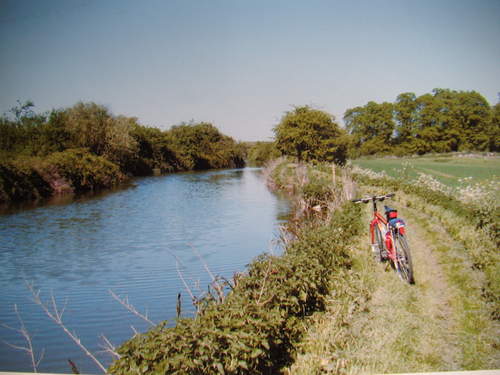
[352,153,500,188]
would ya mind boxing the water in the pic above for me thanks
[0,168,290,373]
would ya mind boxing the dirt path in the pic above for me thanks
[288,191,499,374]
[339,202,462,373]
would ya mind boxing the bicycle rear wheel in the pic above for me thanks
[395,234,414,284]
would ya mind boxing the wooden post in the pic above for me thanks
[332,163,336,186]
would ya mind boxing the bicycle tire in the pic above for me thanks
[395,234,414,284]
[374,225,385,262]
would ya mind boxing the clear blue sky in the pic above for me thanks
[1,0,499,141]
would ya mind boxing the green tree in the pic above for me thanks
[344,101,394,156]
[63,102,113,155]
[0,101,48,157]
[247,141,280,166]
[274,106,348,164]
[394,92,418,145]
[451,90,492,151]
[413,89,492,153]
[491,102,500,152]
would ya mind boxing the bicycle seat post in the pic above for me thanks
[372,196,378,213]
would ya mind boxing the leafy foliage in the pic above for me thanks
[0,149,124,203]
[344,101,394,157]
[0,102,246,203]
[274,106,349,164]
[246,142,281,166]
[164,123,245,171]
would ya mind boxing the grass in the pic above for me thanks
[397,192,500,370]
[287,182,499,374]
[352,153,500,188]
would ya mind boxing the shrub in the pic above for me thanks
[43,148,124,192]
[0,159,52,203]
[0,149,124,203]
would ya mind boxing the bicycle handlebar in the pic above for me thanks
[351,193,395,204]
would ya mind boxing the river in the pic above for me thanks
[0,168,290,373]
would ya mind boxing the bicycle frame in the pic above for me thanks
[368,198,397,262]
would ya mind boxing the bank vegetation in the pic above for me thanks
[0,101,245,204]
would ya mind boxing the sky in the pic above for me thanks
[1,0,499,141]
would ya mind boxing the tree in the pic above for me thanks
[63,102,113,155]
[491,102,500,152]
[274,106,349,164]
[451,90,492,151]
[413,89,492,153]
[344,101,394,156]
[394,92,418,145]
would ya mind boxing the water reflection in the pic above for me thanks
[0,168,289,373]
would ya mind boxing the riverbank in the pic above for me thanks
[108,159,365,374]
[0,149,125,204]
[0,102,246,205]
[0,146,244,205]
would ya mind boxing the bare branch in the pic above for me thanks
[99,334,120,360]
[175,258,196,303]
[130,325,139,336]
[1,304,44,373]
[109,290,156,327]
[190,245,226,303]
[190,245,216,282]
[257,259,274,306]
[25,281,107,374]
[2,340,30,352]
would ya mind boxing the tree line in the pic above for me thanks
[247,88,499,166]
[345,88,499,157]
[0,101,245,203]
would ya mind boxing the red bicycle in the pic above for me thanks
[352,193,415,284]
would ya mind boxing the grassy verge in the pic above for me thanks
[289,179,499,374]
[108,159,364,374]
[351,167,499,307]
[403,198,499,369]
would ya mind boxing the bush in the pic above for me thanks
[0,159,52,203]
[43,148,124,192]
[0,149,124,203]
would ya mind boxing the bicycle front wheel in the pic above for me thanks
[395,234,414,284]
[374,225,385,262]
